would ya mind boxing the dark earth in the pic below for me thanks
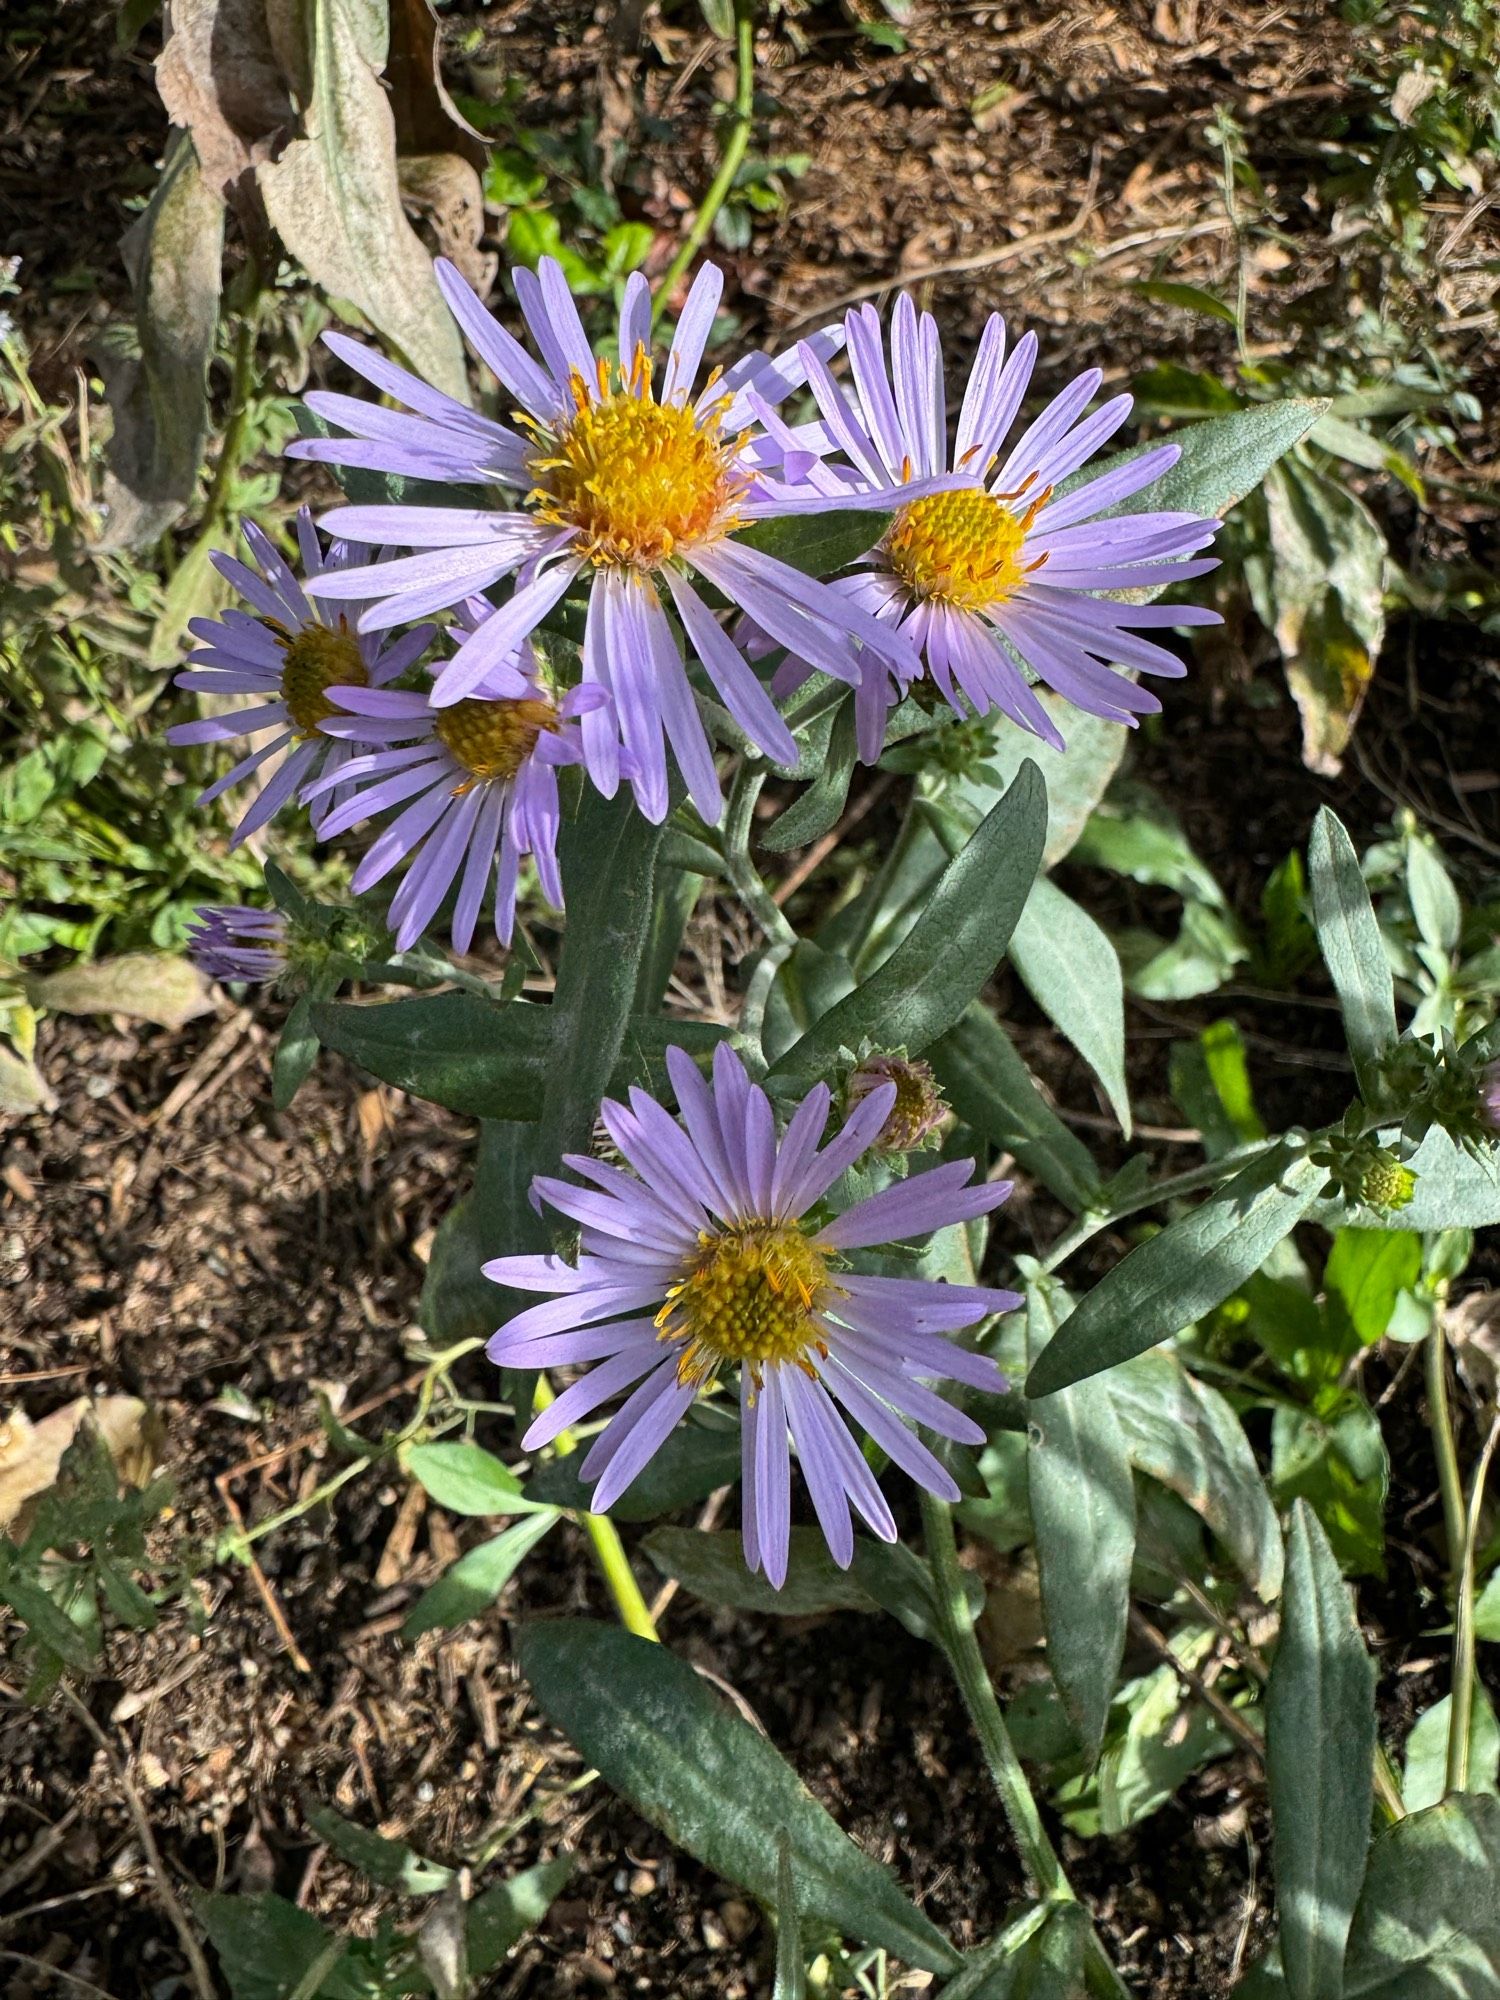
[3,0,1499,1995]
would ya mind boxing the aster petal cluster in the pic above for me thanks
[486,1044,1018,1585]
[763,296,1222,758]
[289,257,920,825]
[166,508,435,844]
[185,905,287,983]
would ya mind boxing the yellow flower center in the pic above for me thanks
[658,1222,832,1384]
[527,355,745,570]
[279,622,368,735]
[434,695,559,784]
[885,487,1045,612]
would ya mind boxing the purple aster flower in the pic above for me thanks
[166,508,436,845]
[760,296,1222,758]
[485,1043,1018,1587]
[186,905,287,983]
[304,622,598,954]
[287,256,924,825]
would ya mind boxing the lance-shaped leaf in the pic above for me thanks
[1010,876,1130,1135]
[763,696,860,854]
[308,991,727,1120]
[257,0,470,401]
[516,1621,961,1974]
[1342,1793,1500,1997]
[1308,809,1397,1102]
[1267,1502,1375,2000]
[731,509,895,580]
[1026,1143,1327,1397]
[768,762,1047,1095]
[1025,1277,1135,1759]
[1079,397,1331,528]
[930,1006,1102,1214]
[98,131,224,550]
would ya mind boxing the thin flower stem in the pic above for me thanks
[1448,1413,1500,1795]
[919,1494,1129,1999]
[723,758,799,1055]
[652,4,756,323]
[531,1376,660,1642]
[1424,1322,1468,1598]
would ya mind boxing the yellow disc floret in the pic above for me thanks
[434,696,559,785]
[885,487,1047,612]
[658,1222,832,1385]
[278,622,368,735]
[527,353,745,570]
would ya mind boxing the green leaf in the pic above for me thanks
[1025,1144,1326,1397]
[1271,1401,1388,1579]
[767,761,1047,1095]
[966,1900,1091,1999]
[847,1538,984,1644]
[420,1120,535,1344]
[1025,1280,1136,1757]
[1476,1569,1500,1643]
[1076,397,1330,528]
[1401,1689,1500,1812]
[931,1006,1102,1214]
[257,0,470,400]
[1170,1020,1264,1160]
[1343,1794,1500,1997]
[643,1526,875,1617]
[1073,796,1226,905]
[1125,279,1238,324]
[1267,1502,1376,2000]
[305,1806,455,1893]
[0,1553,98,1672]
[514,1621,961,1973]
[1310,1126,1500,1234]
[402,1512,557,1639]
[1308,809,1398,1101]
[27,953,211,1027]
[729,509,893,581]
[196,1892,363,2000]
[762,696,859,854]
[1406,839,1462,960]
[1110,1350,1283,1599]
[308,991,727,1122]
[402,1442,549,1518]
[982,703,1130,869]
[272,995,321,1112]
[527,1415,741,1521]
[1324,1230,1421,1347]
[466,1856,574,1974]
[773,1831,806,2000]
[1010,876,1130,1135]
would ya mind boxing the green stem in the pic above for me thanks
[1041,1137,1284,1274]
[1448,1414,1500,1795]
[722,758,799,1055]
[920,1495,1128,1998]
[1425,1322,1468,1597]
[652,5,756,323]
[531,1376,659,1643]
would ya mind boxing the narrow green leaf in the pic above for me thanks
[196,1892,353,2000]
[515,1621,961,1973]
[1076,397,1331,526]
[403,1442,550,1518]
[730,508,893,580]
[768,762,1047,1094]
[1401,1689,1500,1812]
[305,1806,455,1893]
[0,1558,97,1672]
[1324,1230,1421,1347]
[420,1120,536,1344]
[1267,1501,1376,2000]
[763,696,859,853]
[1343,1794,1500,1997]
[643,1527,875,1617]
[272,995,321,1112]
[930,1006,1102,1215]
[1125,278,1238,324]
[773,1832,806,2000]
[402,1512,557,1639]
[1405,839,1462,960]
[1308,809,1398,1101]
[467,1856,574,1974]
[967,1899,1090,1999]
[1010,876,1131,1135]
[1025,1280,1135,1757]
[1026,1144,1327,1397]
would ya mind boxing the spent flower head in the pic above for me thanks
[485,1043,1017,1586]
[845,1050,948,1154]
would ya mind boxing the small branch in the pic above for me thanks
[1449,1413,1500,1795]
[652,3,756,323]
[1128,1607,1265,1761]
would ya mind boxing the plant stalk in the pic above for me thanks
[1448,1413,1500,1795]
[531,1375,659,1642]
[652,4,756,321]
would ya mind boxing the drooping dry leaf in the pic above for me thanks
[257,0,470,401]
[0,1044,57,1115]
[1447,1289,1500,1406]
[156,0,297,199]
[0,1397,159,1534]
[27,954,214,1028]
[97,132,225,551]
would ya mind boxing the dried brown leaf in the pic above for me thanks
[0,1397,158,1535]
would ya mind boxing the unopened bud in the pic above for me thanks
[1359,1151,1417,1213]
[847,1052,947,1155]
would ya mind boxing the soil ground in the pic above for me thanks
[3,2,1499,1997]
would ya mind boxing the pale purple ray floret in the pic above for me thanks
[166,507,435,844]
[305,611,601,955]
[185,905,287,984]
[485,1043,1019,1588]
[761,295,1223,759]
[288,255,925,825]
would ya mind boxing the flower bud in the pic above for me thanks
[1358,1151,1417,1213]
[847,1051,947,1155]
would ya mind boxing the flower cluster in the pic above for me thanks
[169,252,1218,964]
